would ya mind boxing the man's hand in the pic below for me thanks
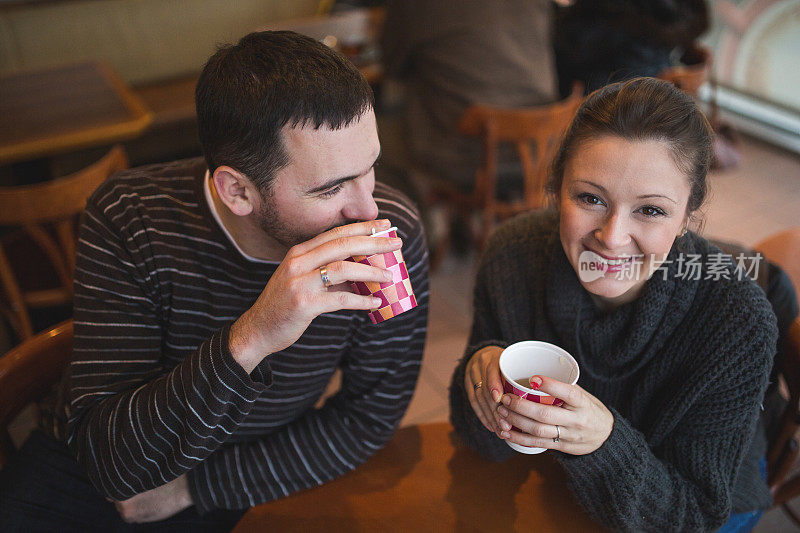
[229,219,401,373]
[114,474,193,523]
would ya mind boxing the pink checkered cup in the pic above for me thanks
[346,226,417,324]
[499,341,580,454]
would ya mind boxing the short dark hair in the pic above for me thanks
[196,31,374,191]
[547,77,713,215]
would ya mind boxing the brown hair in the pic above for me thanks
[196,31,374,193]
[547,77,713,215]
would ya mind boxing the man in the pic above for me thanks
[0,31,428,530]
[380,0,558,192]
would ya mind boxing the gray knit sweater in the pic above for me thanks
[449,210,778,532]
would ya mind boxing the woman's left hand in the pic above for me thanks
[497,375,614,455]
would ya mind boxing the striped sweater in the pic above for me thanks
[64,157,429,513]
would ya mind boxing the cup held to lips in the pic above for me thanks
[498,341,579,454]
[346,226,417,324]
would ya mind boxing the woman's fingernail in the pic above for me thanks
[529,376,542,390]
[383,270,393,281]
[491,389,501,403]
[390,238,402,246]
[379,219,391,227]
[498,406,508,417]
[372,297,382,306]
[500,420,511,431]
[501,395,511,406]
[501,431,511,439]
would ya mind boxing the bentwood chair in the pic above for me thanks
[427,85,583,269]
[657,45,711,97]
[755,228,800,524]
[0,145,128,342]
[767,316,800,524]
[758,227,800,297]
[0,319,73,468]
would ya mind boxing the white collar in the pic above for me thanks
[204,170,272,264]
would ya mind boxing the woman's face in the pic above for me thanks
[559,136,692,309]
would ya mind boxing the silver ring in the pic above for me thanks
[554,425,560,443]
[320,266,332,288]
[474,381,483,391]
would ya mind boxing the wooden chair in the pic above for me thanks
[767,316,800,524]
[657,45,711,97]
[752,228,800,524]
[0,145,128,342]
[757,227,800,298]
[0,319,73,468]
[427,86,583,269]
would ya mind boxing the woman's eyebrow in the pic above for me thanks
[574,180,676,204]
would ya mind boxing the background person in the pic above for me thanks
[380,0,559,194]
[554,0,709,96]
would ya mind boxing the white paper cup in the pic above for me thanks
[499,341,579,454]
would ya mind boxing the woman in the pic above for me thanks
[449,78,778,531]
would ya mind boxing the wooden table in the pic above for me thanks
[233,422,601,532]
[0,62,152,166]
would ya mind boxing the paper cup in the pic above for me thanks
[346,227,417,324]
[499,341,580,454]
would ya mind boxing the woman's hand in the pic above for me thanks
[464,346,506,436]
[497,375,614,455]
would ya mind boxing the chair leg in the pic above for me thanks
[782,502,800,527]
[429,203,453,273]
[0,428,14,469]
[774,474,800,506]
[0,245,33,340]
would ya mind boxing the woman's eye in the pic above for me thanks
[638,205,666,217]
[578,193,604,206]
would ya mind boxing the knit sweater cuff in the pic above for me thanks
[217,324,273,392]
[557,406,647,486]
[449,339,516,462]
[465,339,510,358]
[188,459,252,515]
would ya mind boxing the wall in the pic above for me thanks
[0,0,318,84]
[703,0,800,113]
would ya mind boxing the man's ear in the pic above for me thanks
[212,166,258,216]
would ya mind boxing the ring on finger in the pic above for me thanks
[474,381,483,391]
[319,266,333,288]
[554,424,561,443]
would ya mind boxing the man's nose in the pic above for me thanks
[342,177,378,222]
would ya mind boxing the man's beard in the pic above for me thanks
[254,192,343,249]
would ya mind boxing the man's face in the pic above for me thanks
[255,108,381,248]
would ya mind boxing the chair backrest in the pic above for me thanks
[768,317,800,506]
[458,85,583,227]
[657,45,711,97]
[754,228,800,511]
[0,145,127,341]
[0,319,73,468]
[757,227,800,298]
